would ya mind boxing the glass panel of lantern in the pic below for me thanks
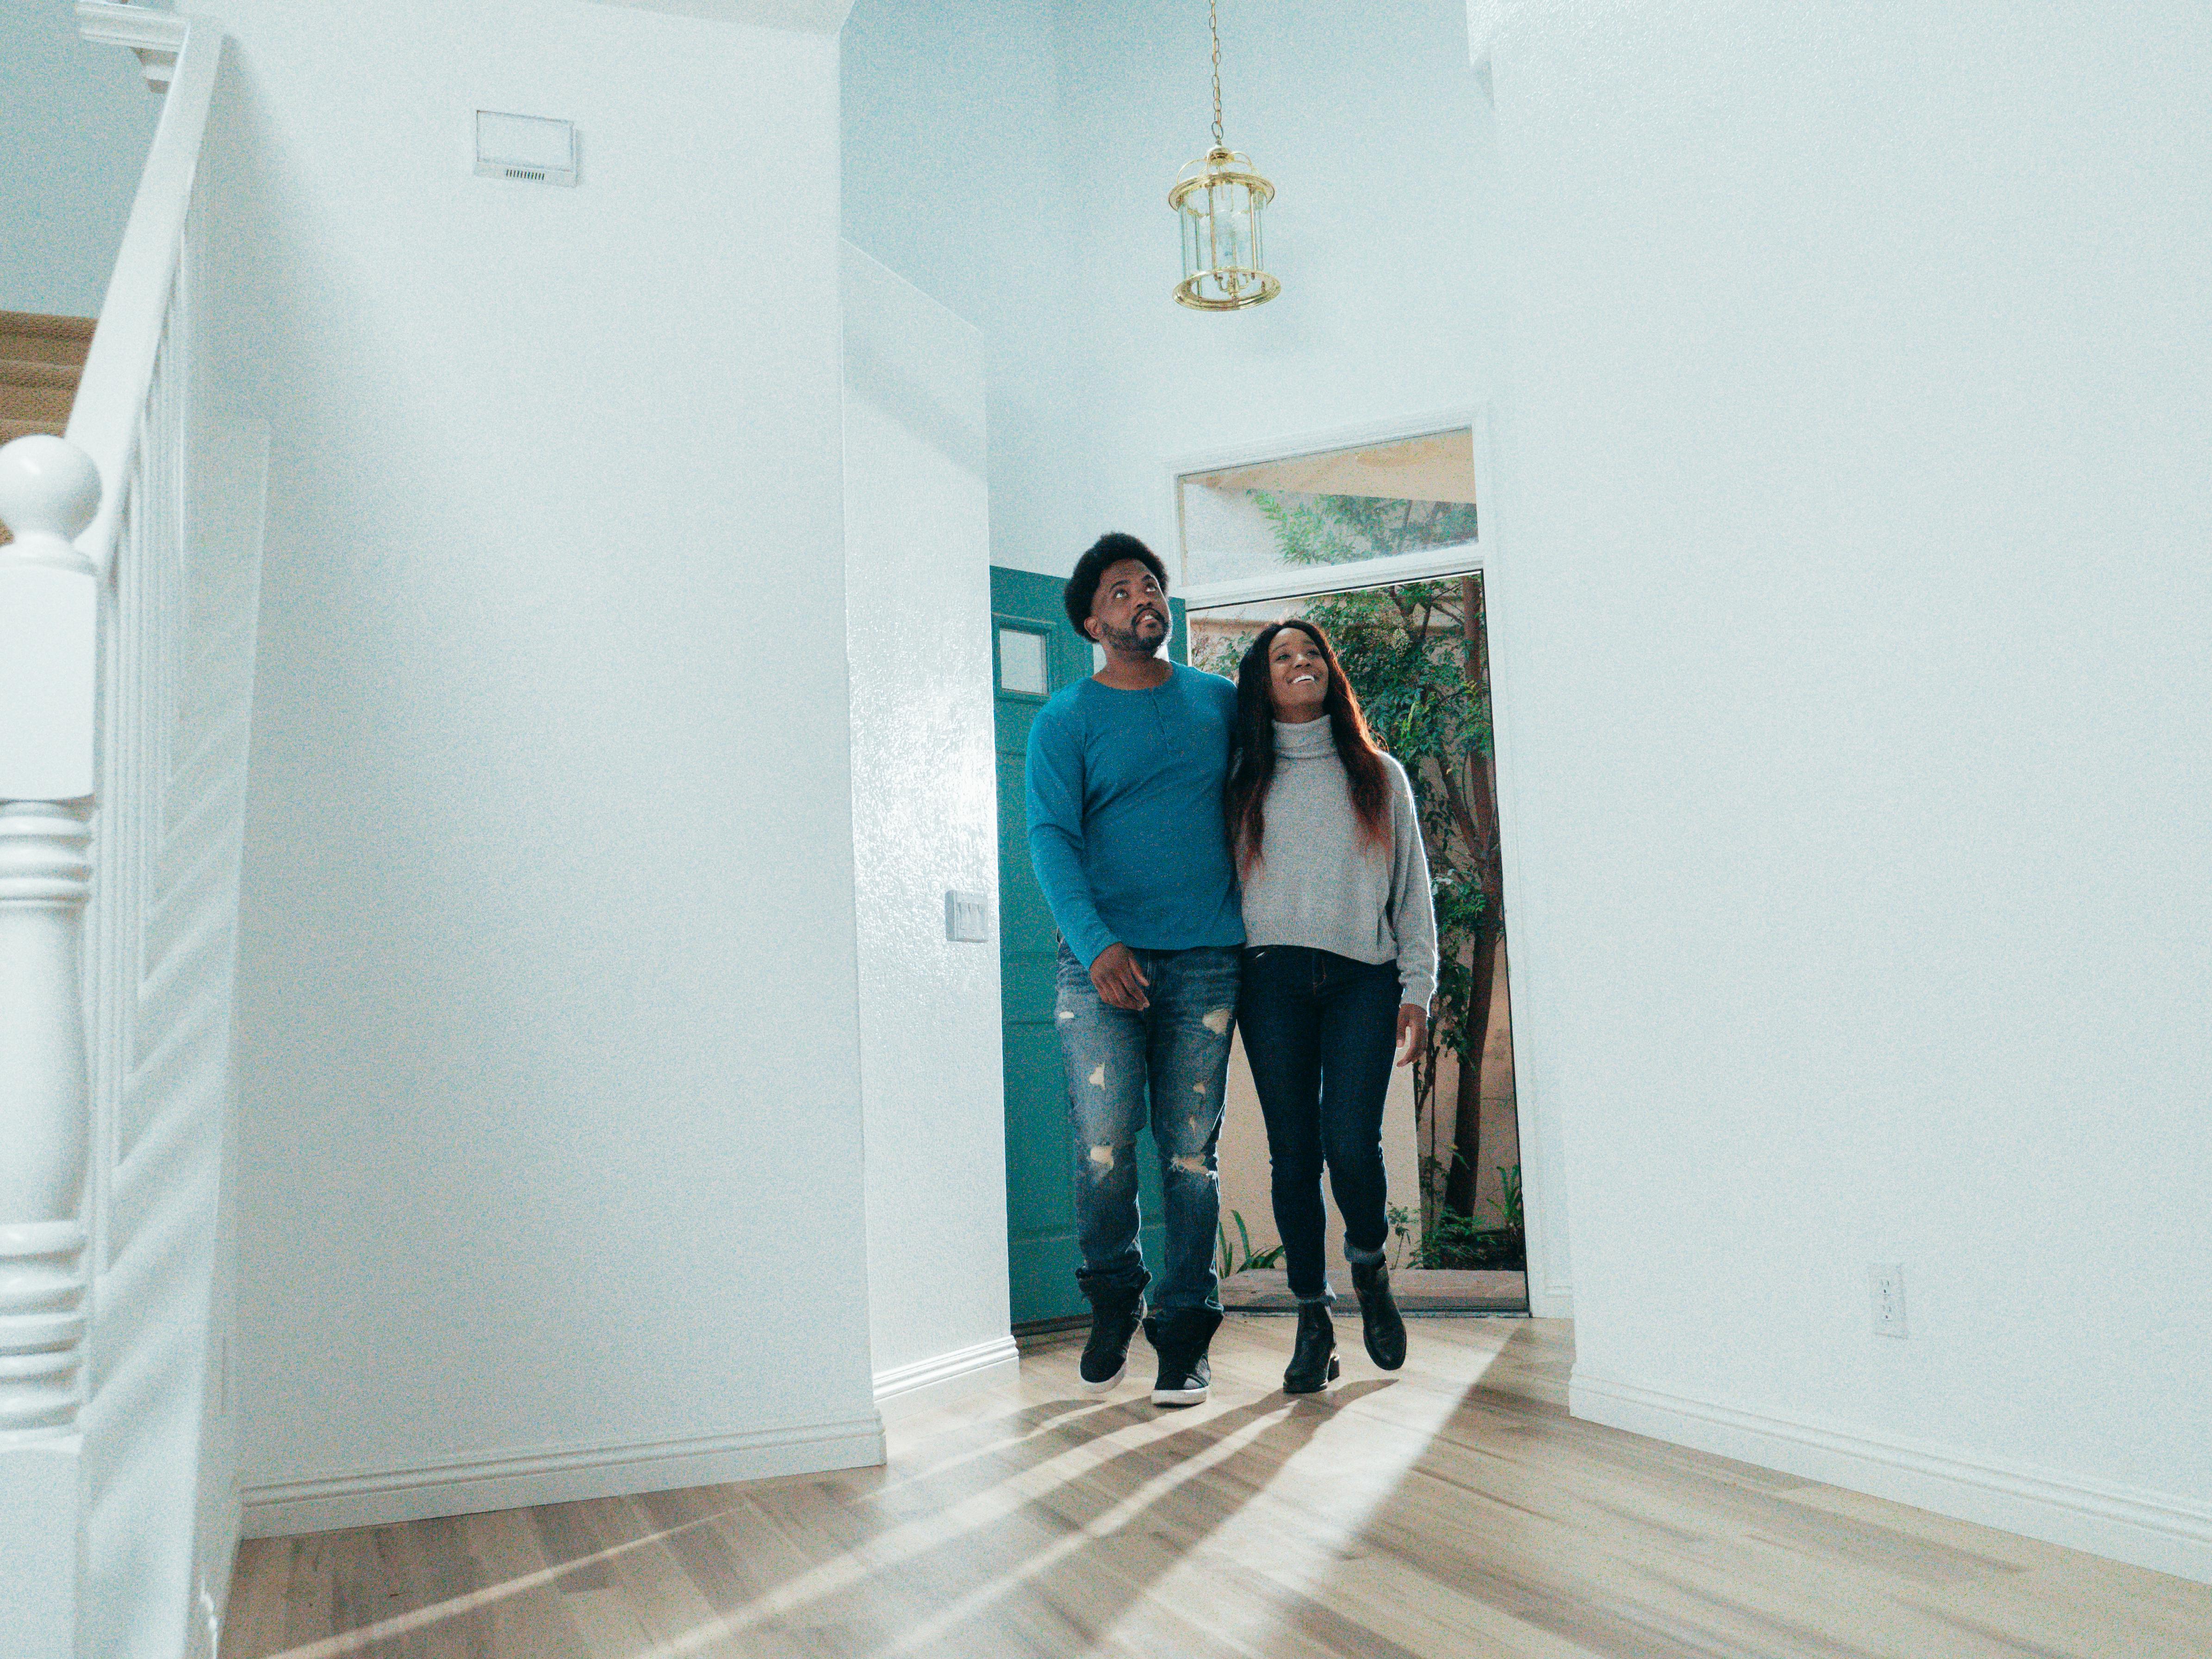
[1178,173,1269,307]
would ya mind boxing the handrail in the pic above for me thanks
[65,13,221,579]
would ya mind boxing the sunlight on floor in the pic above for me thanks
[1090,1324,1506,1654]
[227,1320,2212,1659]
[257,1329,1507,1659]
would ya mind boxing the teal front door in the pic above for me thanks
[991,567,1187,1326]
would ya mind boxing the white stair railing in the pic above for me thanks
[0,17,250,1658]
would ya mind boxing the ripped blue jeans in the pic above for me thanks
[1054,941,1241,1314]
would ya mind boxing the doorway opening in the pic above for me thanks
[1178,422,1529,1317]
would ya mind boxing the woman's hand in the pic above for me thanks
[1395,1004,1427,1066]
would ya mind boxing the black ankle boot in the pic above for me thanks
[1283,1303,1340,1394]
[1350,1256,1406,1371]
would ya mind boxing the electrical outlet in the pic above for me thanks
[1868,1263,1908,1338]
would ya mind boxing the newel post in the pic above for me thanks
[0,434,102,1655]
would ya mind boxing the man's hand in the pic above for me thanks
[1395,1004,1428,1067]
[1091,943,1151,1011]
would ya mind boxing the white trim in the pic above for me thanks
[1525,1280,1572,1321]
[1570,1369,2212,1585]
[873,1335,1022,1421]
[1166,406,1485,485]
[1181,543,1484,613]
[239,1413,887,1538]
[1466,414,1571,1321]
[75,1,186,51]
[76,1,186,91]
[66,18,223,578]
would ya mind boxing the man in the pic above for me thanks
[1026,532,1243,1406]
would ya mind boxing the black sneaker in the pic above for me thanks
[1143,1307,1223,1407]
[1078,1278,1148,1394]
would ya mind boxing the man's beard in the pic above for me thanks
[1098,607,1168,655]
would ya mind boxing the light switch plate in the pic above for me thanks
[945,889,990,943]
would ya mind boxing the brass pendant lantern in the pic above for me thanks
[1169,0,1279,311]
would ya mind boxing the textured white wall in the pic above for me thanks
[1481,0,2212,1581]
[840,0,1093,578]
[0,3,158,316]
[840,244,1014,1411]
[193,0,881,1532]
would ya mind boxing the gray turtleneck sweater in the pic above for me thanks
[1239,717,1440,1010]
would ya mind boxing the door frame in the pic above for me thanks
[1161,406,1572,1319]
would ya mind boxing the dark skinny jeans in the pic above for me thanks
[1236,944,1400,1305]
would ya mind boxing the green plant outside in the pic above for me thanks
[1387,1161,1524,1270]
[1217,1207,1287,1278]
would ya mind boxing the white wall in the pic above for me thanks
[1053,0,1499,562]
[842,0,1500,580]
[1479,0,2212,1582]
[190,0,882,1533]
[841,0,1092,577]
[0,2,158,316]
[840,244,1016,1416]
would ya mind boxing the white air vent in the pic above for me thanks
[475,111,577,187]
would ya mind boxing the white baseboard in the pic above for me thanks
[1527,1277,1572,1320]
[874,1335,1021,1422]
[241,1413,886,1539]
[1570,1368,2212,1586]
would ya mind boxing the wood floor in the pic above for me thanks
[221,1318,2212,1659]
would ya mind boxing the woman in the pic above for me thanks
[1227,619,1437,1393]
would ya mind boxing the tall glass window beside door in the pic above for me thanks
[1175,423,1530,1316]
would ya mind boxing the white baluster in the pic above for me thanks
[0,437,99,1436]
[0,804,93,1437]
[0,435,99,1655]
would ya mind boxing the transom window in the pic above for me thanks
[1175,424,1479,608]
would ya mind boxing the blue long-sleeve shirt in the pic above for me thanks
[1025,663,1245,968]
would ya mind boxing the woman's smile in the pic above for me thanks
[1268,629,1331,720]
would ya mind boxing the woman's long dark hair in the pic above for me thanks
[1225,618,1392,872]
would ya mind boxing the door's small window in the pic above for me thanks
[997,626,1050,696]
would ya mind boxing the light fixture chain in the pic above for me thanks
[1171,0,1276,310]
[1209,0,1224,148]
